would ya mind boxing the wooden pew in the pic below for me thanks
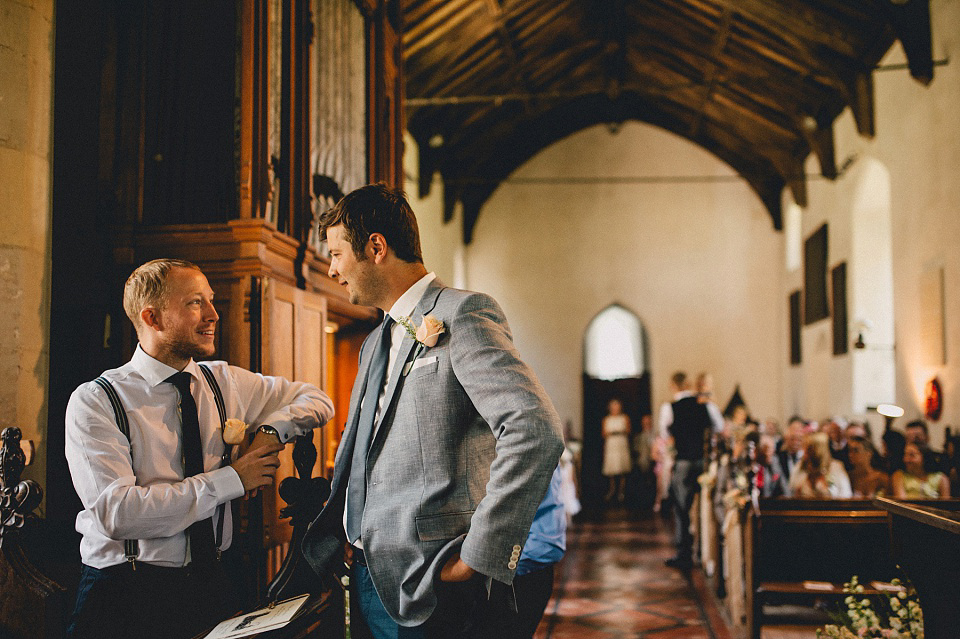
[744,497,960,639]
[1,427,69,639]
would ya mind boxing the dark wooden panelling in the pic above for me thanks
[804,224,829,325]
[832,262,848,356]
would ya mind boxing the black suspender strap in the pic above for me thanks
[92,377,140,566]
[93,364,234,566]
[197,364,228,558]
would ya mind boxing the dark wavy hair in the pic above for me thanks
[318,183,423,263]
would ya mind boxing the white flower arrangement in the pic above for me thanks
[817,575,924,639]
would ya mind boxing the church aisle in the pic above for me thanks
[536,510,733,639]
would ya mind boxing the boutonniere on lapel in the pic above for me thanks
[397,314,445,376]
[222,418,246,460]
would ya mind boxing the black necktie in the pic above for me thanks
[345,315,395,544]
[167,371,217,567]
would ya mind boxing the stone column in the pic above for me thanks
[0,0,55,487]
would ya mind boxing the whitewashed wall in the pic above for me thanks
[410,123,784,438]
[792,0,960,445]
[406,0,960,443]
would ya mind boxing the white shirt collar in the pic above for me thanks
[131,343,199,387]
[387,272,436,322]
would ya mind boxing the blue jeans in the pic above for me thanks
[354,561,426,639]
[352,558,485,639]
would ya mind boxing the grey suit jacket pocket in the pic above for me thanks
[405,356,439,378]
[415,510,474,542]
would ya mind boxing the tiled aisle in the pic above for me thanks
[535,510,732,639]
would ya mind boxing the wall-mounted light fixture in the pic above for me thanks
[876,403,904,432]
[852,318,872,349]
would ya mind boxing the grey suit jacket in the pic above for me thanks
[302,280,564,626]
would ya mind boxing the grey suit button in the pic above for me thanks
[512,544,522,551]
[507,561,517,570]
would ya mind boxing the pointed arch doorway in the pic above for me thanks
[582,304,652,510]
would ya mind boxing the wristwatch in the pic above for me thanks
[256,424,281,441]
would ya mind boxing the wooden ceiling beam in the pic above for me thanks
[883,0,934,84]
[688,2,734,138]
[599,0,628,100]
[403,0,483,58]
[845,69,876,138]
[481,0,539,114]
[800,113,838,180]
[403,0,916,237]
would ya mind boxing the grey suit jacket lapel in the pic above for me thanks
[369,281,444,449]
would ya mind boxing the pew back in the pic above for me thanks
[744,497,960,639]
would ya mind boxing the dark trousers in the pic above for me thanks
[482,563,555,639]
[66,556,242,639]
[669,458,703,560]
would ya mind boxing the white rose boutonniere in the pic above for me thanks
[397,314,445,375]
[222,418,248,446]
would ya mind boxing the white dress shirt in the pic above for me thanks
[66,345,334,569]
[345,272,436,545]
[380,272,437,424]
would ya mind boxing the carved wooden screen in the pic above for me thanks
[309,0,367,253]
[261,278,328,578]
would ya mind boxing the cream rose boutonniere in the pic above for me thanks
[415,315,444,347]
[222,418,248,445]
[397,314,445,375]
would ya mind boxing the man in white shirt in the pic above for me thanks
[65,259,334,639]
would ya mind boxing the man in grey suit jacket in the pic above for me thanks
[302,184,565,638]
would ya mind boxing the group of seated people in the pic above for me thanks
[709,412,957,509]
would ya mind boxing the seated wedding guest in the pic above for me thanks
[788,432,852,498]
[762,418,782,451]
[904,419,930,447]
[745,431,786,498]
[904,418,946,472]
[845,420,870,441]
[892,441,950,499]
[846,435,890,497]
[776,419,805,490]
[881,429,907,474]
[823,416,849,469]
[65,259,335,639]
[944,433,960,496]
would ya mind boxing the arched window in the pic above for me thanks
[584,304,646,380]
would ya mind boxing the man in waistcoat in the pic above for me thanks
[659,371,715,570]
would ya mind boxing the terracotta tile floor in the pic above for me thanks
[534,509,733,639]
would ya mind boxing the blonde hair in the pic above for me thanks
[802,432,832,476]
[123,259,201,331]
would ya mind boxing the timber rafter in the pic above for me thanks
[403,0,937,243]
